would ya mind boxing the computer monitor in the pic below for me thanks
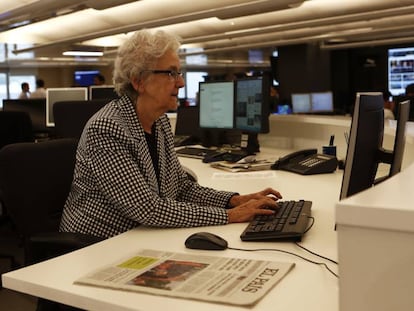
[234,76,270,134]
[89,85,119,100]
[2,99,47,133]
[74,70,100,87]
[199,81,234,129]
[46,87,88,127]
[339,93,409,200]
[311,91,334,113]
[198,81,236,147]
[174,105,201,141]
[393,95,414,121]
[291,93,311,113]
[389,100,410,176]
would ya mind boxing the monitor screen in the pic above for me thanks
[234,77,270,134]
[2,99,47,133]
[74,70,100,87]
[291,93,311,113]
[46,88,88,127]
[388,47,414,96]
[89,85,119,100]
[340,92,384,200]
[199,81,234,129]
[311,91,334,112]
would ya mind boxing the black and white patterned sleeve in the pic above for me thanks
[83,118,229,228]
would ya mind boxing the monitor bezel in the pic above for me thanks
[46,87,88,127]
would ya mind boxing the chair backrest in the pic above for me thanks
[0,111,34,149]
[0,138,78,237]
[53,100,107,138]
[2,99,47,133]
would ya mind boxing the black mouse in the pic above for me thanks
[185,232,228,250]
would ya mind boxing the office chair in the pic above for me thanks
[0,138,103,265]
[53,100,107,138]
[0,111,35,271]
[0,110,34,150]
[0,138,103,310]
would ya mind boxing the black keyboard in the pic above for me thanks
[176,147,218,159]
[240,200,312,242]
[174,135,200,147]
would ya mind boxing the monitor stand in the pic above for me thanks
[240,133,260,154]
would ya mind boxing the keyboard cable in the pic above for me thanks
[229,217,339,278]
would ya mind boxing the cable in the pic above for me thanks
[227,215,338,278]
[294,242,338,265]
[304,216,315,233]
[296,216,338,265]
[228,246,338,278]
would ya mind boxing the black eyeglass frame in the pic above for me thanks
[140,70,183,80]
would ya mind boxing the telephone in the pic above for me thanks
[271,148,338,175]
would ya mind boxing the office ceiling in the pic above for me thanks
[1,0,414,68]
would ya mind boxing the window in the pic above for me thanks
[185,71,207,105]
[8,75,36,100]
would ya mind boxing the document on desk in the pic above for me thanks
[75,249,294,306]
[210,159,273,173]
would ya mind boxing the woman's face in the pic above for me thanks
[139,49,185,114]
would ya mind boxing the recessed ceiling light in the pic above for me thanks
[62,51,103,56]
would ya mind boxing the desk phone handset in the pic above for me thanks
[271,148,338,175]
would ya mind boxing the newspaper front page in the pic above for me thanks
[75,249,295,306]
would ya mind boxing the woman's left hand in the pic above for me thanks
[229,188,282,207]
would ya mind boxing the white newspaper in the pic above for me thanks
[75,249,295,306]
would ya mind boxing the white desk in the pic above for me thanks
[2,151,341,311]
[4,114,414,310]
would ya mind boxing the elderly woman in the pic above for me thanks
[60,29,282,238]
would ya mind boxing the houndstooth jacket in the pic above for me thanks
[59,95,234,238]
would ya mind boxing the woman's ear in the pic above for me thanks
[132,76,146,95]
[131,76,140,92]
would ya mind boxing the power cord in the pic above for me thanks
[228,246,338,278]
[229,216,339,278]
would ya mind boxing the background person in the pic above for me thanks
[93,74,106,85]
[59,29,282,239]
[17,82,30,99]
[30,79,46,98]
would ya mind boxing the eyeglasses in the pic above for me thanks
[141,70,183,81]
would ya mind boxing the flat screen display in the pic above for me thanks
[199,81,234,129]
[388,47,414,96]
[74,70,100,87]
[291,93,311,113]
[311,91,333,112]
[234,77,269,133]
[89,85,118,100]
[46,88,88,127]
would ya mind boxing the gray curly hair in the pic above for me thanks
[113,29,181,102]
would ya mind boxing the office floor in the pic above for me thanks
[0,217,37,310]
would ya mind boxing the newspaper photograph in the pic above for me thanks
[75,249,295,306]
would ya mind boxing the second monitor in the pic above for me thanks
[198,76,270,152]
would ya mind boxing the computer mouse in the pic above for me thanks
[185,232,228,250]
